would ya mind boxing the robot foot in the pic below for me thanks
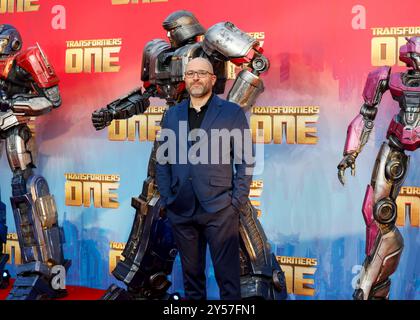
[353,279,391,300]
[101,284,182,301]
[6,262,69,300]
[0,253,10,289]
[0,270,10,289]
[101,284,131,300]
[240,269,288,300]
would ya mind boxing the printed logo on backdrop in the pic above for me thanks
[251,106,319,144]
[111,0,168,5]
[108,106,319,145]
[0,0,39,13]
[277,256,318,296]
[396,186,420,227]
[65,38,122,73]
[3,233,21,266]
[109,106,167,141]
[64,173,120,209]
[371,26,420,66]
[250,180,263,217]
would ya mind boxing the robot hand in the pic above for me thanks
[91,107,114,131]
[337,153,357,186]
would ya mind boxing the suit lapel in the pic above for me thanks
[177,99,192,148]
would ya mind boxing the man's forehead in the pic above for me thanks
[186,58,213,72]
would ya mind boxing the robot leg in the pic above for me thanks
[354,142,408,300]
[5,125,70,300]
[239,200,287,300]
[102,142,178,300]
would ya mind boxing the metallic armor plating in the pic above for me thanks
[92,10,286,300]
[338,36,420,300]
[0,24,70,300]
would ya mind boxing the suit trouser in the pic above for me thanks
[167,198,241,300]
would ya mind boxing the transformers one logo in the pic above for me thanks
[396,186,420,227]
[109,106,166,142]
[371,26,420,66]
[108,106,319,145]
[111,0,168,4]
[277,256,317,296]
[251,106,319,144]
[109,241,125,273]
[0,0,39,13]
[3,233,21,265]
[65,38,122,73]
[250,180,263,217]
[65,173,120,209]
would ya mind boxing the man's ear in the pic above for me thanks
[211,75,217,86]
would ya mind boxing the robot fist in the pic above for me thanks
[91,108,114,131]
[337,153,357,186]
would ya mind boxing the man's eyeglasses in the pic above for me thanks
[184,70,214,78]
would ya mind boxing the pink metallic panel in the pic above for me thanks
[16,46,59,88]
[362,66,391,105]
[362,185,379,256]
[344,114,364,154]
[399,37,420,68]
[387,118,420,151]
[389,72,420,98]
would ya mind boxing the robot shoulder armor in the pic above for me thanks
[15,44,59,88]
[141,39,171,82]
[202,22,258,59]
[363,66,391,105]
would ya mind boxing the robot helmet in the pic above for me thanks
[399,36,420,70]
[162,10,206,48]
[0,24,22,57]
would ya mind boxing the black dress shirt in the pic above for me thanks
[188,94,213,132]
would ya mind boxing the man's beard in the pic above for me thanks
[187,82,211,98]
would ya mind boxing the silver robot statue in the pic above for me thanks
[92,11,287,300]
[338,37,420,300]
[0,24,70,300]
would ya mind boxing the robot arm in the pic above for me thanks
[337,66,390,185]
[202,22,268,111]
[91,86,156,131]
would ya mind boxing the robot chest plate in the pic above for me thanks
[0,56,14,80]
[389,73,420,109]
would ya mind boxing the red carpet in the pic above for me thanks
[0,279,106,300]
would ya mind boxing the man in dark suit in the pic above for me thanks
[156,57,254,300]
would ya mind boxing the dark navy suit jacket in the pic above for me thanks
[155,94,254,216]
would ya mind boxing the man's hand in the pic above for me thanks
[337,153,357,186]
[91,107,114,131]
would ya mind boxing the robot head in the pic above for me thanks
[0,24,22,57]
[162,10,205,48]
[399,37,420,70]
